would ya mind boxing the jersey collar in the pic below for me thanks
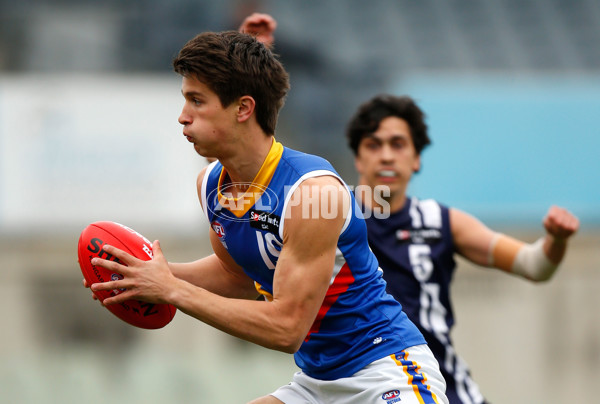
[217,138,284,218]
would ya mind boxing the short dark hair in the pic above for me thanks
[173,31,290,135]
[346,94,431,156]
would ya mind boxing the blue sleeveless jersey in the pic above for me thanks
[364,197,487,404]
[200,142,425,380]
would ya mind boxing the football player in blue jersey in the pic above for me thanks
[87,29,449,404]
[346,94,580,404]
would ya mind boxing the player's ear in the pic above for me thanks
[413,154,421,173]
[237,96,255,123]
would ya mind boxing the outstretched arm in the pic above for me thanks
[451,205,579,282]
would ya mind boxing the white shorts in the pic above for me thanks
[271,344,448,404]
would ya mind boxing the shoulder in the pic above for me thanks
[196,166,208,190]
[277,147,346,202]
[280,147,337,175]
[281,174,350,240]
[407,197,450,228]
[300,174,344,187]
[414,197,448,211]
[196,161,221,210]
[288,175,349,211]
[196,160,221,188]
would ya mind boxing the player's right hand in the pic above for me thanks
[543,205,579,242]
[239,12,277,48]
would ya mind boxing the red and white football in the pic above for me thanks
[77,221,176,329]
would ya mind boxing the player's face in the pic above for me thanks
[178,76,238,157]
[354,116,420,197]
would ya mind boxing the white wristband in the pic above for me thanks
[511,238,558,282]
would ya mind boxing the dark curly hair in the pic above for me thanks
[346,94,431,156]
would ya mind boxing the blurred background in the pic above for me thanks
[0,0,599,403]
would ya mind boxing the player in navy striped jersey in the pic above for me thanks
[346,94,580,404]
[88,31,449,403]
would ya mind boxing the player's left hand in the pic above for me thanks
[90,240,178,306]
[543,205,579,242]
[239,12,277,48]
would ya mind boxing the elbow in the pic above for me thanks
[270,338,302,354]
[274,330,305,354]
[286,335,305,353]
[270,318,307,354]
[266,302,318,353]
[279,341,302,355]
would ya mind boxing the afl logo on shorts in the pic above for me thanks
[211,221,225,238]
[382,389,401,403]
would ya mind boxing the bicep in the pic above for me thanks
[271,177,348,333]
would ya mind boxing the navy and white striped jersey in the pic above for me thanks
[365,197,487,404]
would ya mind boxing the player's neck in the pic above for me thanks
[357,178,407,214]
[218,133,274,190]
[386,193,407,213]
